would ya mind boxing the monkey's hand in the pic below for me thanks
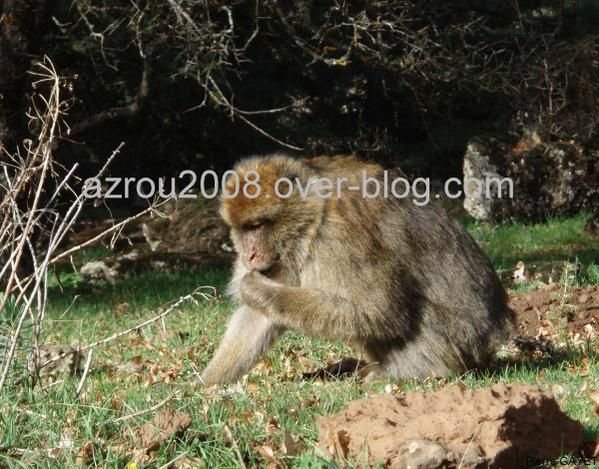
[241,271,384,341]
[240,271,283,314]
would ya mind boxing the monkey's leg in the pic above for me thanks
[201,305,284,385]
[363,302,473,380]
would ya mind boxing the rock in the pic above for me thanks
[317,383,584,468]
[393,440,461,469]
[80,260,118,285]
[462,132,598,222]
[462,138,505,220]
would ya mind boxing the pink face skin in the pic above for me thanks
[242,224,273,272]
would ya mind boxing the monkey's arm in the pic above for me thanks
[201,305,284,385]
[241,272,396,341]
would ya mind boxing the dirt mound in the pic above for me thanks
[510,285,599,340]
[156,199,232,257]
[72,199,234,281]
[72,198,232,260]
[317,383,583,468]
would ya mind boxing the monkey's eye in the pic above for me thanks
[242,221,265,231]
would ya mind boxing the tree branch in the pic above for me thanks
[69,56,150,136]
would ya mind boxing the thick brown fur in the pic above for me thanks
[200,154,515,385]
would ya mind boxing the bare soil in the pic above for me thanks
[316,286,598,467]
[510,285,599,341]
[317,383,584,468]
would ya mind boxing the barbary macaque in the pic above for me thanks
[200,154,514,385]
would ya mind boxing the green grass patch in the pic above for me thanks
[0,214,597,466]
[466,213,598,268]
[467,213,599,285]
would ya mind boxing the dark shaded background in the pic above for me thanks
[1,0,598,212]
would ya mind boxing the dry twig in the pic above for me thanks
[112,391,178,424]
[0,58,163,392]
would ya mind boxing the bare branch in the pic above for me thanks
[69,58,150,135]
[206,75,303,151]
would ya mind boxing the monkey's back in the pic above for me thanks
[304,156,514,377]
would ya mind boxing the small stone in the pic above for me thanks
[392,439,457,469]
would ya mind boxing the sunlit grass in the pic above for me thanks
[0,214,597,466]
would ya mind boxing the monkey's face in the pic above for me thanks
[220,155,324,275]
[225,197,298,275]
[235,221,280,273]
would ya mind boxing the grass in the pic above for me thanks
[466,213,599,282]
[0,214,598,467]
